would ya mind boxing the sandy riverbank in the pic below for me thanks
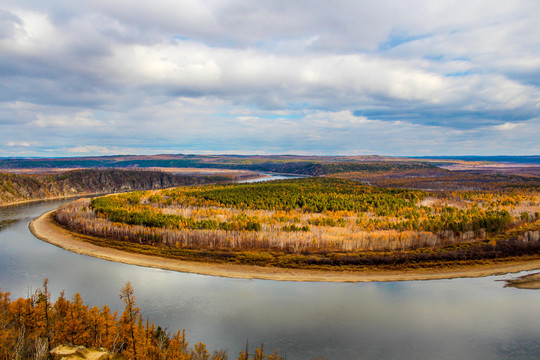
[30,210,540,282]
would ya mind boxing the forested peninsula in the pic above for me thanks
[52,176,540,273]
[3,155,540,274]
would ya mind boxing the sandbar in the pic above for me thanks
[30,210,540,282]
[503,272,540,289]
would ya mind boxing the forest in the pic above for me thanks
[0,280,282,360]
[54,177,540,269]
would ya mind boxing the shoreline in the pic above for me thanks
[30,210,540,282]
[503,272,540,289]
[0,193,106,208]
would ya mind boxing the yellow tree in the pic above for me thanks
[237,341,249,360]
[0,289,16,359]
[87,306,102,348]
[119,282,143,360]
[166,330,191,360]
[33,279,52,351]
[10,297,35,340]
[52,291,71,346]
[98,305,118,352]
[65,293,90,345]
[191,342,210,360]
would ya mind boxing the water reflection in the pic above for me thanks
[1,199,540,359]
[238,173,307,183]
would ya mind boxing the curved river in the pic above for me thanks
[1,191,540,359]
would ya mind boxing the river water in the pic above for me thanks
[1,195,540,359]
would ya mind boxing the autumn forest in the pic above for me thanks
[55,177,540,269]
[0,280,281,360]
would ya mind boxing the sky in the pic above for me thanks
[0,0,539,157]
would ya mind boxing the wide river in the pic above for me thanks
[1,183,539,359]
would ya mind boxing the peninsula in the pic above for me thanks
[2,154,537,281]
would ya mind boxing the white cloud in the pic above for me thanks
[493,122,522,131]
[33,111,104,128]
[103,40,540,114]
[65,145,123,154]
[0,0,538,156]
[6,141,37,147]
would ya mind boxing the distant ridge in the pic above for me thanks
[411,155,540,164]
[0,169,240,206]
[0,154,435,176]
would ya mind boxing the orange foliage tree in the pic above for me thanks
[0,281,284,360]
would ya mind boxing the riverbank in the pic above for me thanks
[0,192,103,208]
[30,210,540,282]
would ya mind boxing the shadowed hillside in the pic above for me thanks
[0,169,243,206]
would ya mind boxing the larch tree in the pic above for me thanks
[119,282,142,360]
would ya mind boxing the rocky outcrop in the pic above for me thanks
[50,345,113,360]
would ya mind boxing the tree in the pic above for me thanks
[52,291,70,345]
[166,330,191,360]
[33,278,52,352]
[119,282,142,360]
[192,342,210,360]
[99,305,118,352]
[0,289,16,359]
[65,293,89,345]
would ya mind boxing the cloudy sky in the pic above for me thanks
[1,0,539,157]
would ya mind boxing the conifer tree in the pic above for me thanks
[119,282,141,360]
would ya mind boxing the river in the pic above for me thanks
[1,187,540,359]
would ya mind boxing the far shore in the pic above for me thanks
[0,168,264,208]
[1,192,104,208]
[30,210,540,282]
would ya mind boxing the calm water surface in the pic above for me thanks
[1,198,539,359]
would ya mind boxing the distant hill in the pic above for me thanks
[0,154,436,176]
[0,169,237,206]
[412,155,540,165]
